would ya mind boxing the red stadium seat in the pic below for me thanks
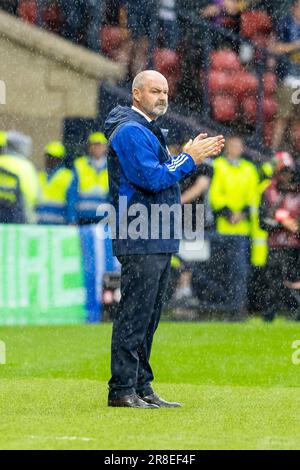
[243,96,278,123]
[153,49,182,98]
[210,50,241,73]
[231,71,258,98]
[208,70,233,95]
[240,11,272,39]
[242,97,256,122]
[211,95,238,122]
[232,72,276,99]
[260,97,278,120]
[101,26,126,57]
[43,2,62,34]
[264,122,275,147]
[18,0,38,25]
[153,48,181,79]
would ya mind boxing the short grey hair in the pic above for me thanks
[132,72,146,92]
[132,70,167,92]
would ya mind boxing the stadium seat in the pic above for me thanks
[210,50,241,73]
[231,71,258,98]
[240,11,273,39]
[208,71,233,95]
[17,0,38,25]
[264,122,275,147]
[232,72,276,99]
[242,96,278,123]
[211,95,238,122]
[260,97,278,120]
[153,48,181,78]
[153,48,181,98]
[100,26,126,58]
[242,96,257,122]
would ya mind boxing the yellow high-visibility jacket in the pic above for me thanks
[209,156,259,236]
[73,156,109,221]
[37,167,73,224]
[250,178,271,266]
[0,154,39,223]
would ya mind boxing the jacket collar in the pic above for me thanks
[131,106,153,123]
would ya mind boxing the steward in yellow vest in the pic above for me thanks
[209,136,259,236]
[0,130,39,223]
[36,141,73,225]
[72,132,109,225]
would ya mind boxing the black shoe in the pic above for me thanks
[141,392,182,408]
[263,312,276,322]
[108,394,159,408]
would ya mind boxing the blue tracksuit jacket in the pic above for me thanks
[104,105,197,255]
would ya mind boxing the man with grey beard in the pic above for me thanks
[104,70,225,408]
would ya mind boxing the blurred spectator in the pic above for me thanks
[158,0,179,50]
[209,136,259,316]
[176,1,210,109]
[176,0,243,108]
[71,131,109,225]
[209,135,259,236]
[0,130,39,223]
[175,150,214,302]
[101,0,131,68]
[248,160,273,313]
[271,0,300,150]
[201,0,241,33]
[259,151,300,321]
[0,0,18,15]
[181,157,214,231]
[36,141,74,225]
[201,0,244,52]
[0,130,25,223]
[85,0,103,51]
[6,130,33,158]
[59,0,103,51]
[103,0,124,26]
[255,0,296,22]
[177,0,215,44]
[124,0,158,77]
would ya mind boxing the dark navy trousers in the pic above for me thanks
[108,253,172,399]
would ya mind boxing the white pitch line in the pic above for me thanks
[28,435,95,442]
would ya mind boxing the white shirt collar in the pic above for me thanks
[131,106,153,123]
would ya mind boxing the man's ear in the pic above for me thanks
[133,87,141,103]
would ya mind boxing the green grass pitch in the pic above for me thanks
[1,319,300,450]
